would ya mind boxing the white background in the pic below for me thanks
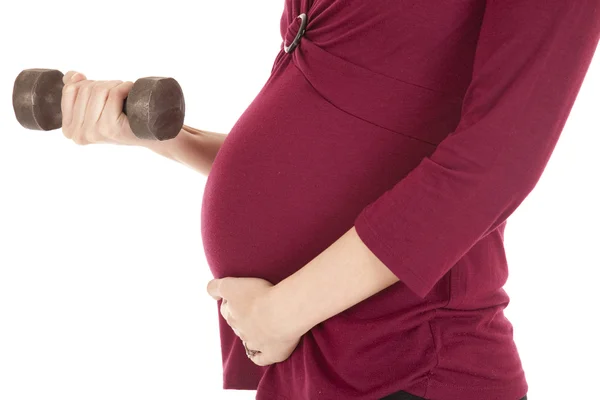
[0,1,598,399]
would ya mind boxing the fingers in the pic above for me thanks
[59,72,141,146]
[61,73,87,132]
[218,297,268,366]
[220,301,248,341]
[63,70,87,85]
[85,80,123,129]
[206,278,223,301]
[102,81,134,124]
[232,327,244,339]
[243,341,261,354]
[71,80,97,134]
[220,299,232,323]
[249,352,269,367]
[243,341,267,366]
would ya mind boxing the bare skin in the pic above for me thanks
[61,71,227,176]
[63,70,399,367]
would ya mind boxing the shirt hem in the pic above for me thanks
[255,380,527,400]
[426,377,528,400]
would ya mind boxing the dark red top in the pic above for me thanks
[201,0,600,399]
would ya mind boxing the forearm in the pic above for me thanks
[144,124,228,176]
[267,226,399,340]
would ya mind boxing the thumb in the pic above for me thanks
[206,279,223,301]
[63,70,87,85]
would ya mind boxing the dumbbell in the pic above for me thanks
[12,68,185,141]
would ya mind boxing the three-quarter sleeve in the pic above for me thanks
[353,0,600,299]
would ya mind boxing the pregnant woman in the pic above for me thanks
[60,0,600,399]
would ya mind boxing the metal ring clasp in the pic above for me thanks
[284,13,308,53]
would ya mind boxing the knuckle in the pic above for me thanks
[97,124,112,141]
[63,71,74,84]
[76,132,91,145]
[106,93,119,105]
[99,114,114,127]
[62,112,71,126]
[97,88,111,100]
[78,85,91,97]
[81,123,97,137]
[62,82,77,95]
[88,133,101,144]
[92,82,111,97]
[96,118,108,131]
[91,85,106,96]
[107,85,123,98]
[80,81,95,92]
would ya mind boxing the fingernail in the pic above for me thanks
[71,73,80,81]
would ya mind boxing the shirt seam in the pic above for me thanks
[288,57,439,147]
[423,308,439,398]
[300,36,463,100]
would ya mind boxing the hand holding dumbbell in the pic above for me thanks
[12,69,186,144]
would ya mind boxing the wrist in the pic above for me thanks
[142,127,186,156]
[264,282,315,342]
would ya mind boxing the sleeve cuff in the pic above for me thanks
[354,207,433,299]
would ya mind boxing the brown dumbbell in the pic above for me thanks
[12,68,186,141]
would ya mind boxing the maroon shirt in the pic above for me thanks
[201,0,600,399]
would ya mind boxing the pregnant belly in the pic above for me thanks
[201,57,436,284]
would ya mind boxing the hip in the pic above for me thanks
[255,307,527,400]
